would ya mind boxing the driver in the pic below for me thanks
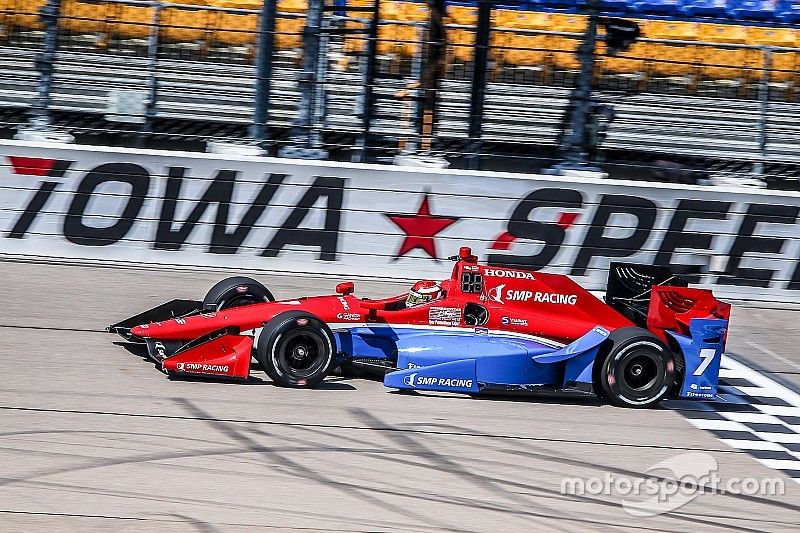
[405,280,443,308]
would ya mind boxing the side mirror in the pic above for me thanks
[335,282,354,296]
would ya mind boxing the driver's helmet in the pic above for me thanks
[406,280,442,308]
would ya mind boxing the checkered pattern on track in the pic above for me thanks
[670,355,800,484]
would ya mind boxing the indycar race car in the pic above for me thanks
[108,247,731,407]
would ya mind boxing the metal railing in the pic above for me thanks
[2,0,799,185]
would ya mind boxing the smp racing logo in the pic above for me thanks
[403,372,474,388]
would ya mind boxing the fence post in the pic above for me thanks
[559,0,600,168]
[279,0,328,159]
[418,0,446,153]
[16,0,73,142]
[754,46,771,176]
[352,0,380,163]
[251,0,277,142]
[140,1,163,146]
[466,0,491,170]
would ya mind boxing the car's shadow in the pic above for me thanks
[390,388,607,408]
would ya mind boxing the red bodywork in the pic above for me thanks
[128,247,726,380]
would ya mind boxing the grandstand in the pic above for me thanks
[1,0,799,185]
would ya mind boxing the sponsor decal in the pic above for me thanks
[685,391,714,399]
[592,326,610,337]
[235,285,248,293]
[501,316,528,326]
[534,292,577,305]
[138,323,149,329]
[336,312,361,321]
[428,306,462,326]
[489,287,574,305]
[200,311,217,318]
[338,296,350,310]
[154,341,166,358]
[181,363,230,374]
[474,327,489,335]
[176,362,184,371]
[463,265,479,271]
[403,373,473,388]
[488,284,505,304]
[484,268,535,280]
[174,317,186,325]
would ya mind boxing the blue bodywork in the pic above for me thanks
[333,319,727,399]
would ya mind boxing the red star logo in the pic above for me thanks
[386,193,458,259]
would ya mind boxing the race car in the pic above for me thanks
[108,247,731,407]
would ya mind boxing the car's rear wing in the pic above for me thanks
[605,262,730,337]
[606,262,731,400]
[606,262,688,327]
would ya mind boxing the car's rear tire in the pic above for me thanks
[257,311,335,388]
[203,276,274,311]
[594,327,675,408]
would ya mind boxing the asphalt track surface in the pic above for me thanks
[1,259,800,532]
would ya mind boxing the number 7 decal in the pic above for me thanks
[693,348,717,376]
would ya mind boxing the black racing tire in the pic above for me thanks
[257,311,335,388]
[202,276,274,311]
[593,327,675,408]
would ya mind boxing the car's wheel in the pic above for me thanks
[594,327,675,408]
[257,311,335,388]
[202,276,274,311]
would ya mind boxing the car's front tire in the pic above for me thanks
[594,327,675,408]
[257,311,335,388]
[202,276,274,311]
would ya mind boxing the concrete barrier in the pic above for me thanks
[2,140,799,303]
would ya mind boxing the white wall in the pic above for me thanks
[2,140,799,303]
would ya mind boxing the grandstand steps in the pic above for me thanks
[1,44,798,164]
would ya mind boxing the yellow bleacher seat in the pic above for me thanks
[274,0,306,51]
[448,28,475,62]
[400,1,428,23]
[644,20,698,77]
[275,15,304,50]
[110,1,154,40]
[550,13,587,71]
[13,0,47,31]
[0,0,16,35]
[697,23,750,80]
[278,0,307,14]
[160,0,211,43]
[746,26,797,83]
[445,4,477,62]
[503,11,550,67]
[597,31,648,76]
[211,0,259,47]
[60,0,109,36]
[446,4,476,26]
[380,1,404,21]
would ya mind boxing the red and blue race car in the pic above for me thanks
[108,247,731,407]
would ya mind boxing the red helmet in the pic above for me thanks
[406,280,442,308]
